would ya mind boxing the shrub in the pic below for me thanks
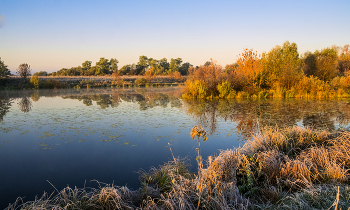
[217,80,236,98]
[41,79,62,89]
[33,71,48,76]
[135,77,147,86]
[173,71,182,80]
[182,80,208,99]
[144,70,156,82]
[30,75,40,89]
[186,59,222,96]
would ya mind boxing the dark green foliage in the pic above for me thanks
[33,71,48,76]
[47,55,192,76]
[0,58,11,78]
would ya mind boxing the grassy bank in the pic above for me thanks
[0,75,187,90]
[6,126,350,209]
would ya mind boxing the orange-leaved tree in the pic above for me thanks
[235,48,262,91]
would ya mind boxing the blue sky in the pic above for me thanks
[0,0,349,73]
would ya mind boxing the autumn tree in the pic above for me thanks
[302,51,317,77]
[235,48,262,90]
[188,59,222,94]
[337,45,350,75]
[16,63,31,79]
[261,41,302,89]
[224,63,238,74]
[314,48,338,81]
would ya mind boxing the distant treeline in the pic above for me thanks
[46,56,193,76]
[183,41,350,99]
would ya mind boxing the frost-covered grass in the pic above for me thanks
[6,126,350,209]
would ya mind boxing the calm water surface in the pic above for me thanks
[1,87,350,208]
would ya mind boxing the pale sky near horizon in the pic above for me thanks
[0,0,349,73]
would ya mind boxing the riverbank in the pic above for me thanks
[0,75,187,90]
[6,126,350,209]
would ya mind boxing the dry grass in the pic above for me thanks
[6,126,350,209]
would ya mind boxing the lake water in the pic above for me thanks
[1,87,350,208]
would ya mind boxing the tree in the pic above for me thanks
[82,60,92,71]
[204,61,211,67]
[96,57,111,75]
[16,63,31,79]
[261,41,302,89]
[119,64,132,75]
[168,58,182,74]
[224,63,238,74]
[179,62,192,75]
[88,66,98,76]
[33,71,48,76]
[110,58,119,73]
[148,58,159,75]
[136,55,149,75]
[158,58,169,75]
[302,51,317,77]
[235,48,262,90]
[314,48,338,81]
[0,58,11,78]
[337,45,350,75]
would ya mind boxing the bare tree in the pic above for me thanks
[16,63,31,80]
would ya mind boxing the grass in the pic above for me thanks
[6,126,350,209]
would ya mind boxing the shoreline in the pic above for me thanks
[0,75,188,90]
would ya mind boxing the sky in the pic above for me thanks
[0,0,350,73]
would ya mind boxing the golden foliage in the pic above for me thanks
[144,69,156,82]
[190,125,207,141]
[173,71,182,80]
[235,48,262,90]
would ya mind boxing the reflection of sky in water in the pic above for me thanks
[0,88,243,208]
[1,88,350,208]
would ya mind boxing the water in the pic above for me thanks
[0,87,350,208]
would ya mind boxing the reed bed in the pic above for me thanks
[6,126,350,209]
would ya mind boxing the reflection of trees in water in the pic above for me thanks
[62,94,120,109]
[62,89,183,110]
[183,99,350,138]
[30,91,41,102]
[187,101,218,134]
[0,88,184,120]
[18,97,32,113]
[0,97,12,121]
[303,114,334,130]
